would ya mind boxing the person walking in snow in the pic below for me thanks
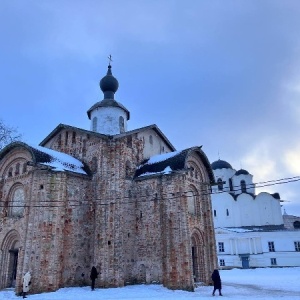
[90,266,98,291]
[22,271,31,298]
[211,269,222,296]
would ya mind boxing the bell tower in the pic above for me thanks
[87,58,130,135]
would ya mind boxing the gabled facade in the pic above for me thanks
[0,65,217,295]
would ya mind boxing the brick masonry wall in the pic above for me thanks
[0,128,217,294]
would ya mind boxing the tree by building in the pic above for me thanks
[0,119,22,150]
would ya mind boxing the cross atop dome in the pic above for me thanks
[108,54,113,67]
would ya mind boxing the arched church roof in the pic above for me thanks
[211,159,232,170]
[134,146,215,183]
[0,141,89,175]
[235,169,249,175]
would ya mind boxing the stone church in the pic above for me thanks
[0,64,217,294]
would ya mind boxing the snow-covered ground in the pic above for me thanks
[1,267,299,299]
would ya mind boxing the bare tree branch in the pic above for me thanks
[0,119,22,150]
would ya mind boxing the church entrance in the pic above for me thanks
[8,249,19,287]
[0,230,20,290]
[191,231,205,283]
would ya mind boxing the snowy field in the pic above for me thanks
[1,267,299,299]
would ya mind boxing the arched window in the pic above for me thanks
[119,116,125,133]
[8,167,13,178]
[229,178,233,191]
[187,190,196,215]
[241,180,247,193]
[72,131,76,144]
[22,162,27,174]
[15,163,20,176]
[65,131,69,146]
[91,157,98,173]
[10,186,25,217]
[57,134,62,147]
[82,140,87,156]
[293,221,300,229]
[127,136,132,148]
[217,178,223,191]
[92,117,97,132]
[190,167,194,178]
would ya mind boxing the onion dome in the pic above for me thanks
[235,169,249,176]
[87,64,130,120]
[99,65,119,99]
[211,159,232,170]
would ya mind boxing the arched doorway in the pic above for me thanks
[191,230,205,283]
[136,264,146,283]
[0,230,21,289]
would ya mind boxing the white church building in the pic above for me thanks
[210,159,300,269]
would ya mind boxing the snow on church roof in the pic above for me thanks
[139,151,181,168]
[0,141,87,175]
[135,149,187,178]
[28,144,87,174]
[134,146,215,182]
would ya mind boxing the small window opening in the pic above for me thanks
[219,259,225,267]
[127,136,132,147]
[218,242,224,252]
[229,178,233,191]
[119,116,125,133]
[92,117,97,132]
[271,258,277,266]
[268,241,275,252]
[190,167,194,177]
[149,135,153,145]
[241,180,247,193]
[57,134,62,147]
[15,163,20,176]
[65,131,69,146]
[217,178,223,191]
[22,163,27,173]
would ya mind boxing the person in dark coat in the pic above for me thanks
[90,266,98,291]
[211,269,222,296]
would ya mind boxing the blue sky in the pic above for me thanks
[1,0,300,215]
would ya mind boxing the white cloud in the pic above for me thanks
[239,141,277,182]
[283,143,300,175]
